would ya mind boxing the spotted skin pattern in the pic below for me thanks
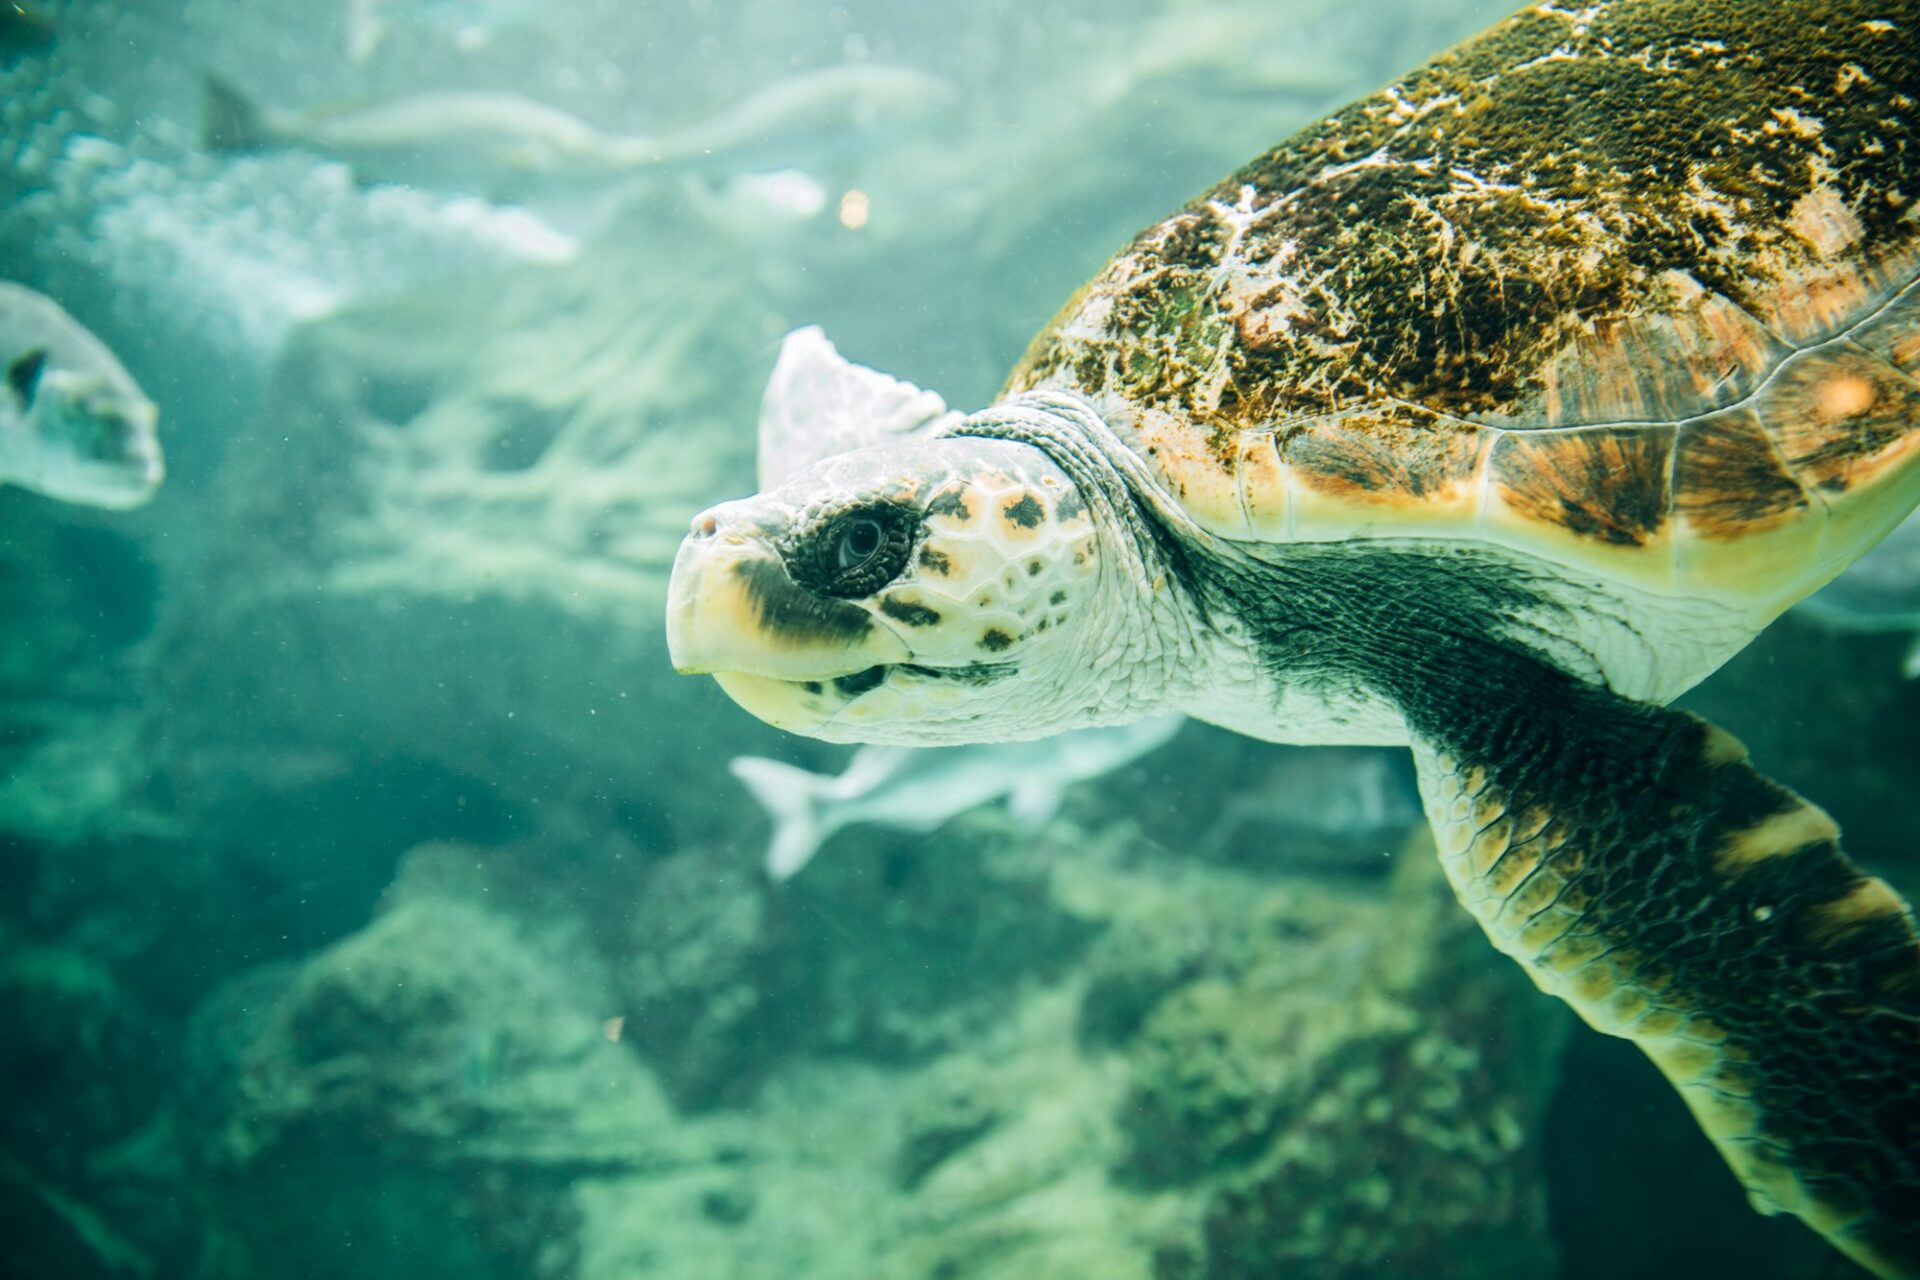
[673,432,1144,746]
[871,470,1098,668]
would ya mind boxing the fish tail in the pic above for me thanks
[202,74,268,152]
[729,757,830,881]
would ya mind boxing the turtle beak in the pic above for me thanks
[709,669,850,735]
[666,499,910,681]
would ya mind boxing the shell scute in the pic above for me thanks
[1853,274,1920,379]
[1759,344,1920,496]
[1006,0,1920,613]
[1283,410,1490,514]
[1511,273,1791,429]
[1673,407,1809,540]
[1488,427,1675,551]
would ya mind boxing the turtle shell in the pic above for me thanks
[1008,0,1920,623]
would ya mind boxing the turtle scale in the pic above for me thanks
[1008,0,1920,621]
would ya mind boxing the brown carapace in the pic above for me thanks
[1010,0,1920,624]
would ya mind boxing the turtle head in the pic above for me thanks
[667,436,1111,744]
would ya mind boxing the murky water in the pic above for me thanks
[2,2,1915,1277]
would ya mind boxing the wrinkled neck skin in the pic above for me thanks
[947,393,1275,738]
[953,392,1422,747]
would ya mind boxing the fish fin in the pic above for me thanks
[837,745,914,795]
[1902,634,1920,681]
[6,348,46,409]
[1006,780,1064,827]
[202,74,268,152]
[730,756,831,881]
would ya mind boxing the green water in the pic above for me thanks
[2,1,1915,1277]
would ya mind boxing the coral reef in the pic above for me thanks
[102,813,1570,1280]
[192,847,676,1280]
[1156,854,1568,1280]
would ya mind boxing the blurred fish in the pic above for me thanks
[731,715,1185,881]
[627,64,956,174]
[202,63,954,201]
[1795,511,1920,676]
[202,76,635,199]
[1204,747,1422,868]
[0,283,162,509]
[347,0,537,62]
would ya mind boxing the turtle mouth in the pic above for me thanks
[669,519,1016,738]
[855,661,1014,688]
[827,664,892,697]
[750,660,1015,699]
[666,526,911,679]
[708,660,1014,738]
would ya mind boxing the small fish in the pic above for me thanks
[202,76,634,199]
[202,63,954,202]
[628,65,957,173]
[731,715,1185,881]
[674,168,829,242]
[1795,511,1920,676]
[0,283,163,509]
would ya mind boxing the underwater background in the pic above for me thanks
[3,1,1917,1277]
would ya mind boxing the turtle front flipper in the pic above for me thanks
[1404,653,1920,1278]
[755,327,958,489]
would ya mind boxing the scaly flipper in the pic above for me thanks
[1405,651,1920,1278]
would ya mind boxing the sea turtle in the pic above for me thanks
[666,2,1920,1274]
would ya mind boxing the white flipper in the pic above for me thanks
[729,756,835,881]
[1005,780,1065,827]
[757,326,957,488]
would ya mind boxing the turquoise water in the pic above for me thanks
[2,2,1916,1277]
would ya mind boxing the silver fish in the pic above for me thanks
[0,2,53,53]
[628,64,957,173]
[0,282,162,509]
[202,63,954,201]
[203,77,635,199]
[730,715,1184,881]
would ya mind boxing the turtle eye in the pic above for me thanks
[834,515,884,571]
[789,502,917,598]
